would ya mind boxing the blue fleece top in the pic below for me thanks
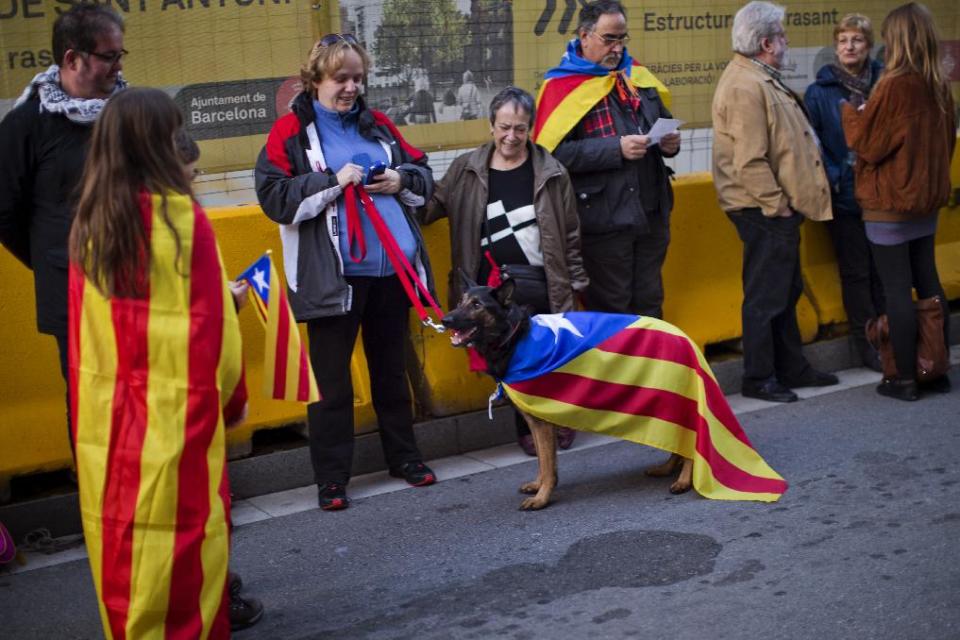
[803,59,883,217]
[313,100,417,277]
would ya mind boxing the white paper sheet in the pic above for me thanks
[647,118,684,146]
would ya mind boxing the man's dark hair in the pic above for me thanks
[52,4,125,66]
[488,86,535,127]
[577,0,627,34]
[174,128,200,165]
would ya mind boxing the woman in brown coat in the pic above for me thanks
[423,86,589,454]
[842,2,956,401]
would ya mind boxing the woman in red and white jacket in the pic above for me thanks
[255,34,438,510]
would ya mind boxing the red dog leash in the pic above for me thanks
[344,183,445,332]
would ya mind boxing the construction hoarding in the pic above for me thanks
[1,0,958,171]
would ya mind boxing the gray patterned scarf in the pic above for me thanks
[14,65,127,124]
[829,59,876,108]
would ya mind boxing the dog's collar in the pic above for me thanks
[496,319,524,350]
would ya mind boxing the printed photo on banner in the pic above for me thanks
[337,0,514,124]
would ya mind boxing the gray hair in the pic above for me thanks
[731,1,785,57]
[489,86,535,127]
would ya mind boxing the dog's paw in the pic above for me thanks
[519,496,550,510]
[519,481,540,494]
[669,480,692,494]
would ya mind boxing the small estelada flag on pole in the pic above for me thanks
[237,251,320,403]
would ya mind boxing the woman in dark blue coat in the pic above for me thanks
[804,13,884,371]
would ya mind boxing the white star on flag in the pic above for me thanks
[252,268,269,297]
[532,314,583,343]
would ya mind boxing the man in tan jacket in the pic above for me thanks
[712,1,839,403]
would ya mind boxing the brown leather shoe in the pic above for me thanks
[557,427,576,450]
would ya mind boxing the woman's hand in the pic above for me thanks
[365,168,403,194]
[336,163,364,188]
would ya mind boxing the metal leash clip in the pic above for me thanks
[422,317,446,333]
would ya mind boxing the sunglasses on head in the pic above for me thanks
[318,33,359,47]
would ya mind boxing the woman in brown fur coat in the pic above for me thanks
[842,2,956,401]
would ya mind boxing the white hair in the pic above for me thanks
[732,1,785,57]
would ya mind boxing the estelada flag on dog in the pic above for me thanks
[500,313,787,502]
[237,252,320,403]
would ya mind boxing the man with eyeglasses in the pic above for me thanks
[0,3,128,440]
[533,0,680,320]
[712,1,837,403]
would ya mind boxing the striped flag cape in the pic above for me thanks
[237,252,320,403]
[533,39,671,152]
[68,191,247,639]
[500,313,787,502]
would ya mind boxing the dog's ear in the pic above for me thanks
[494,278,516,307]
[459,268,479,291]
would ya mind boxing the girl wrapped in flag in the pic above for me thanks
[68,88,247,639]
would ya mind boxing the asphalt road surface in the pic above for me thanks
[3,372,959,639]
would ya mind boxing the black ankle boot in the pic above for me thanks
[919,375,951,394]
[876,378,919,401]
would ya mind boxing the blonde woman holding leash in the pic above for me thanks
[255,34,439,510]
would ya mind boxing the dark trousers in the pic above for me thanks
[826,216,885,342]
[869,234,949,380]
[727,209,811,383]
[580,210,670,318]
[54,333,74,453]
[305,276,422,485]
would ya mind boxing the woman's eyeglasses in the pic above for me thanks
[318,33,359,47]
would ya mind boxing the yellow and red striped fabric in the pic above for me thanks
[68,191,246,639]
[237,252,320,403]
[532,64,671,152]
[502,313,787,502]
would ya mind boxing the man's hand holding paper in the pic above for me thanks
[647,118,684,152]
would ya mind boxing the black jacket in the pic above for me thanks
[254,93,436,321]
[0,95,92,336]
[553,86,676,235]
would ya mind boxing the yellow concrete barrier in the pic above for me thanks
[0,253,68,500]
[3,154,958,495]
[935,141,960,300]
[206,207,378,450]
[800,138,960,327]
[799,220,846,328]
[407,219,500,418]
[661,172,819,348]
[0,205,379,498]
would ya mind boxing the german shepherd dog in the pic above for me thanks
[442,276,692,510]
